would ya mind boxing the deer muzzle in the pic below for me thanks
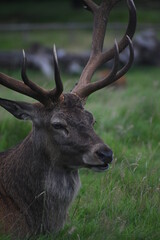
[95,148,113,164]
[83,143,113,172]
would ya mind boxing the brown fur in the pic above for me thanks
[0,94,112,239]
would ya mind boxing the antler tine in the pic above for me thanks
[21,50,50,104]
[73,36,134,99]
[76,40,119,98]
[114,35,134,81]
[22,47,63,103]
[48,45,63,100]
[96,35,134,88]
[102,0,136,62]
[0,49,64,106]
[72,0,136,99]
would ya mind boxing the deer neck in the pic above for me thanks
[0,131,81,235]
[41,166,81,233]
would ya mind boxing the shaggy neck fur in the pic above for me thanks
[0,131,81,238]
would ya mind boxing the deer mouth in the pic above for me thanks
[82,149,113,172]
[87,163,109,172]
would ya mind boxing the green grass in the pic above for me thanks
[0,28,127,52]
[0,29,93,51]
[0,66,160,239]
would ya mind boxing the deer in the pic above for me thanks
[0,0,136,238]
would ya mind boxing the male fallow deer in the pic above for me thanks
[0,0,136,238]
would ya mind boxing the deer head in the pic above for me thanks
[0,0,136,172]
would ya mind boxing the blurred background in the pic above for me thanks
[0,0,160,76]
[0,1,160,240]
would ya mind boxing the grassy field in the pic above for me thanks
[0,3,160,236]
[0,65,160,240]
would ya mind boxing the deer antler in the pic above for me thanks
[0,45,63,106]
[72,0,136,99]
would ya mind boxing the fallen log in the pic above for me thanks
[0,43,90,78]
[0,30,160,79]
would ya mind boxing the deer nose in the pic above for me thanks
[96,148,113,164]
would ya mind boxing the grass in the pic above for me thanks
[0,29,94,51]
[0,11,160,238]
[0,66,160,240]
[0,27,133,52]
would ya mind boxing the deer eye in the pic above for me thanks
[52,122,66,130]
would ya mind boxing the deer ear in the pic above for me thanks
[0,98,35,121]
